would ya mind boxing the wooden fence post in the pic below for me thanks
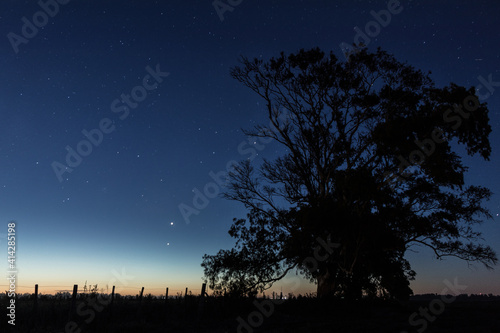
[197,283,207,319]
[164,287,169,319]
[137,287,145,317]
[29,284,39,331]
[108,285,115,319]
[201,283,207,297]
[69,284,78,320]
[111,285,115,306]
[33,284,38,307]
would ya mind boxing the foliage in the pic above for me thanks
[202,47,497,300]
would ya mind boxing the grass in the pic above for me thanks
[1,294,499,332]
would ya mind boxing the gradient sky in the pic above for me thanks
[1,0,499,297]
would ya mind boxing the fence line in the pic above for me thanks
[0,284,205,296]
[23,282,210,329]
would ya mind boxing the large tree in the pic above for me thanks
[201,47,497,300]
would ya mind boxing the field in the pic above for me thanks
[2,293,500,332]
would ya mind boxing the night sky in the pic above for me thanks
[1,0,499,297]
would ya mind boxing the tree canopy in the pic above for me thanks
[201,47,497,300]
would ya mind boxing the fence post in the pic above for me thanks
[139,286,144,301]
[197,283,207,319]
[185,287,188,298]
[30,284,39,331]
[108,285,115,319]
[164,287,169,320]
[69,284,78,320]
[33,284,38,307]
[111,285,115,306]
[137,287,145,318]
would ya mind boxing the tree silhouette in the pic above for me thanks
[202,47,497,300]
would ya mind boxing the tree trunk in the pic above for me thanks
[344,279,363,300]
[316,272,336,298]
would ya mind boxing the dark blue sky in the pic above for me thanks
[1,0,499,296]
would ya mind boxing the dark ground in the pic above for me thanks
[2,294,500,332]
